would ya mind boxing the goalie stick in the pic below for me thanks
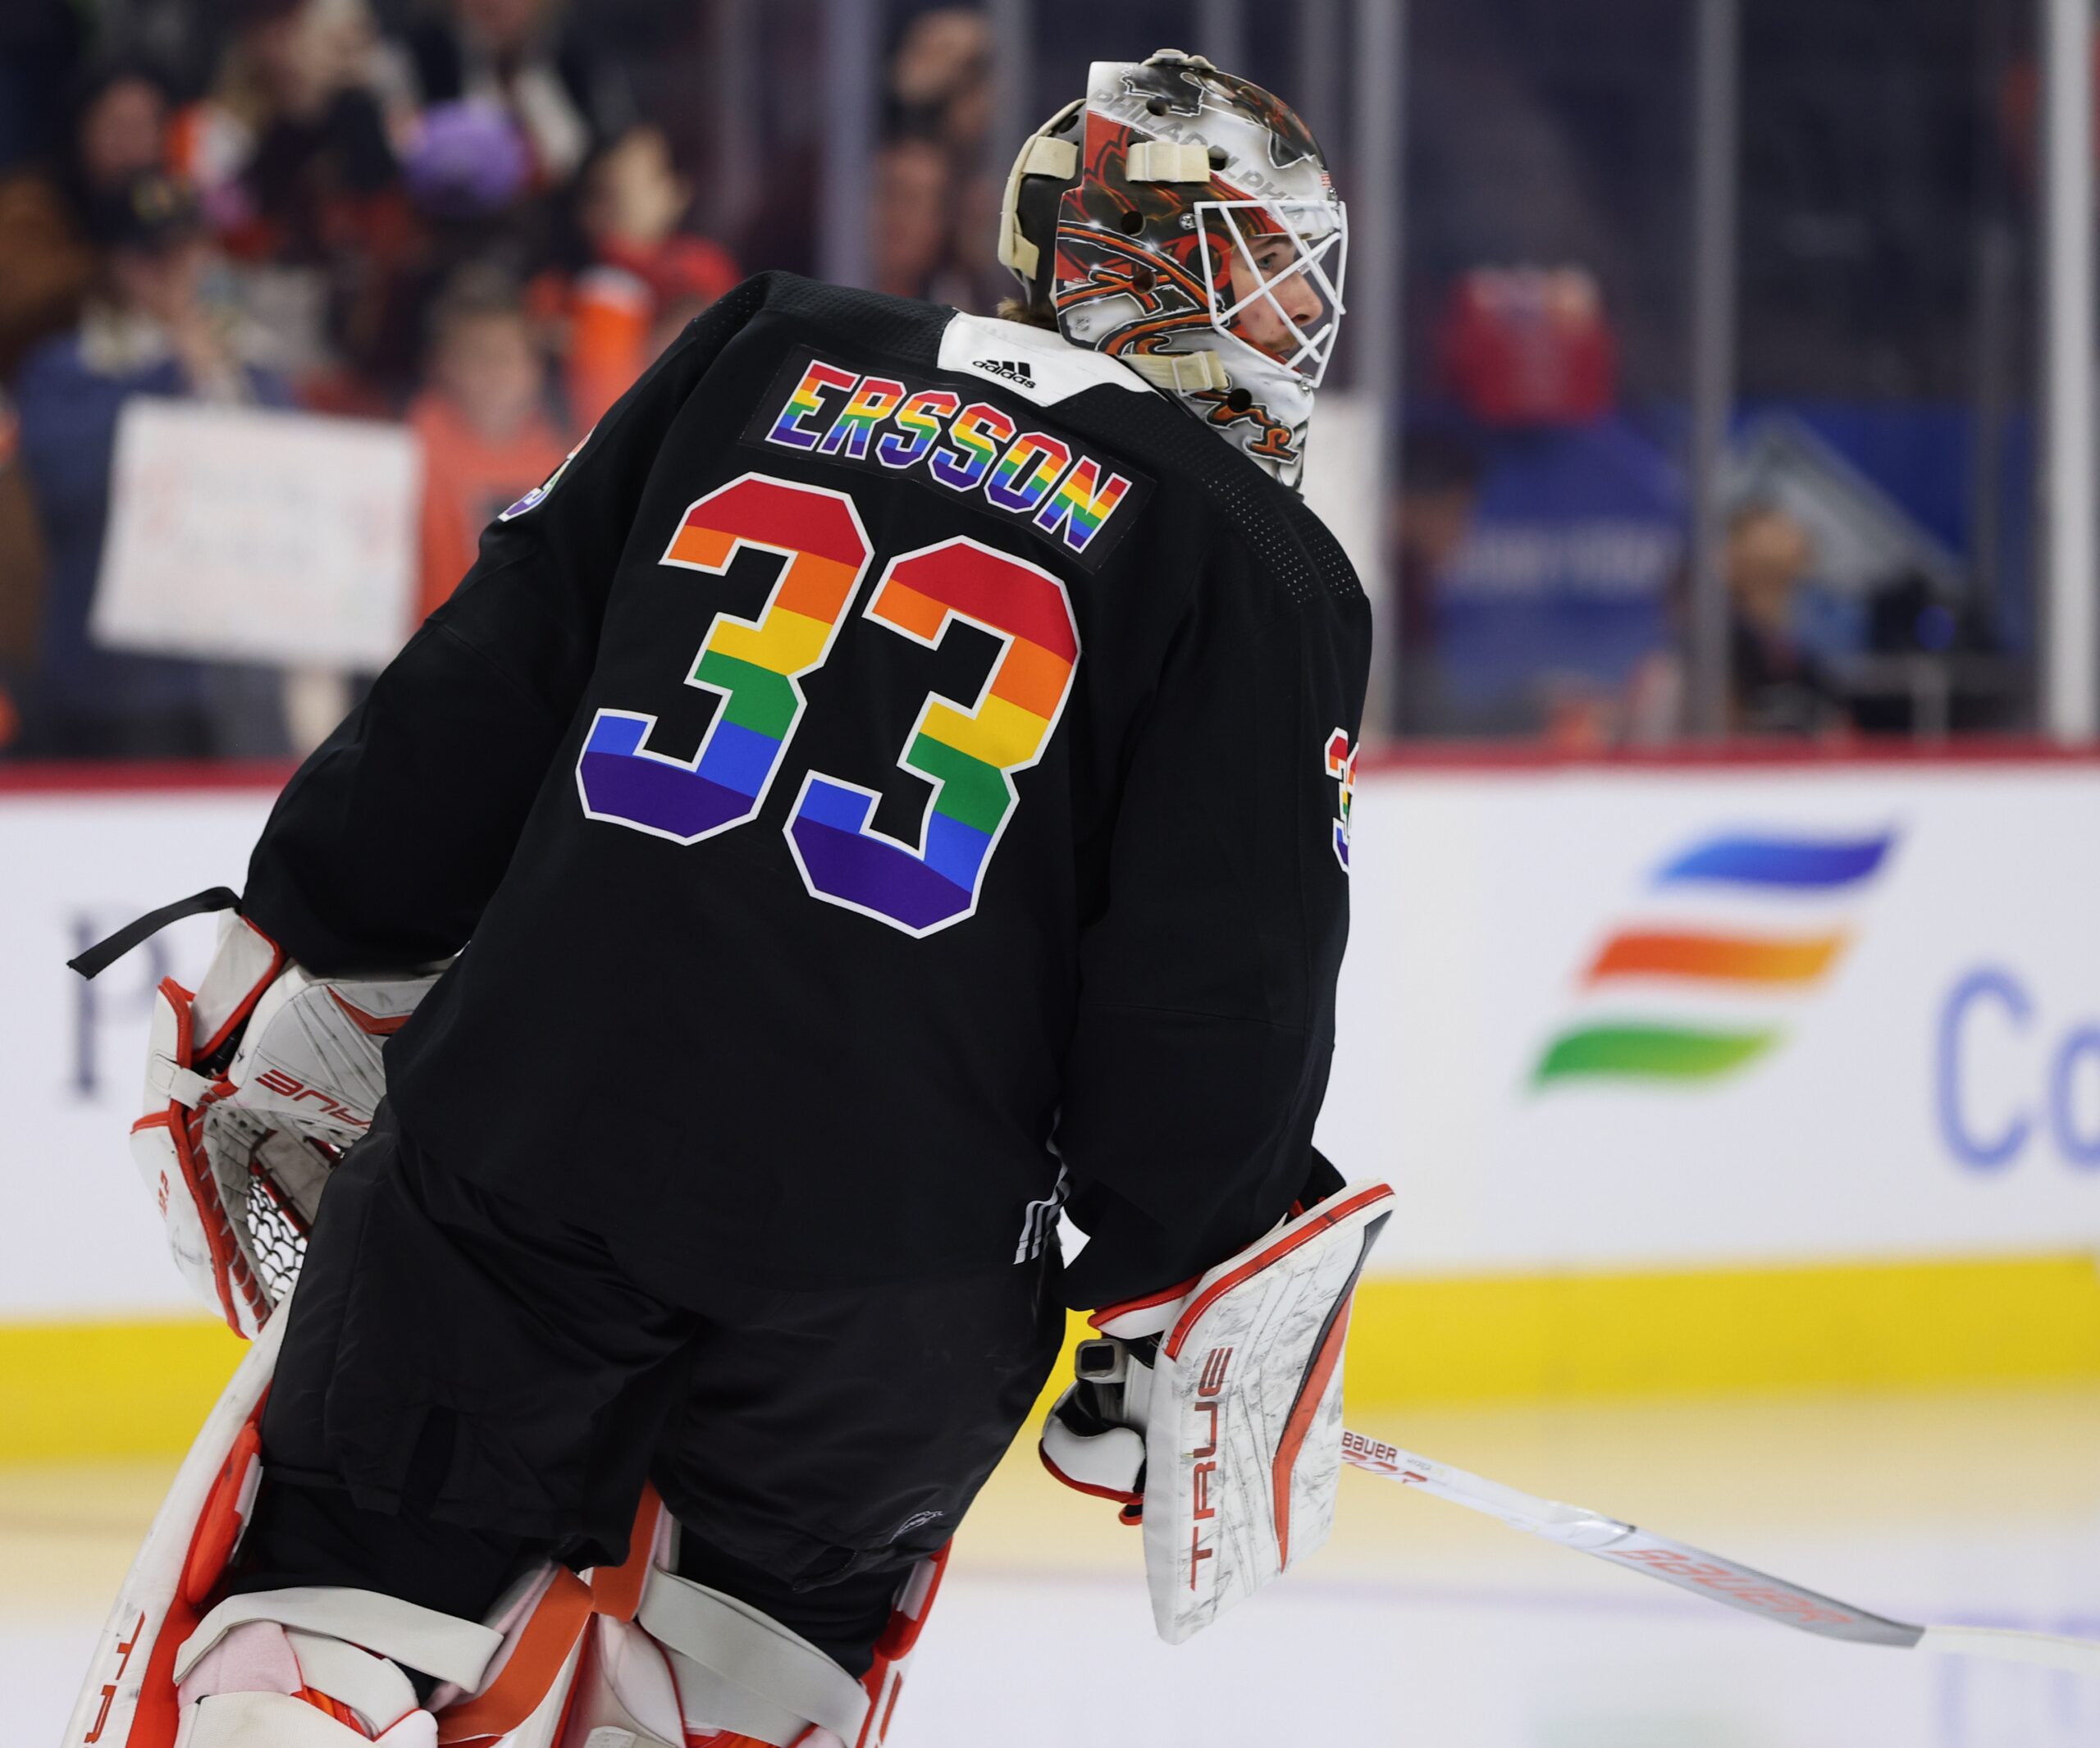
[1340,1427,2100,1678]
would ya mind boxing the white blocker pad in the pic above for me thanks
[1127,1184,1392,1643]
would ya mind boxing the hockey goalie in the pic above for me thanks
[64,50,1389,1747]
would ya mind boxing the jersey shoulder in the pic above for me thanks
[742,274,1154,408]
[737,272,953,366]
[1052,367,1366,621]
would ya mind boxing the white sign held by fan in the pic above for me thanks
[91,399,420,670]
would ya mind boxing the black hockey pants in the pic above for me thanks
[229,1107,1066,1679]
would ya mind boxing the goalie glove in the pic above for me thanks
[78,899,440,1338]
[1039,1182,1393,1643]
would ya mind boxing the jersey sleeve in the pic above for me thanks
[1055,550,1370,1310]
[239,281,768,974]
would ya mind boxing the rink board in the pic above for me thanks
[7,1250,2100,1462]
[1323,751,2100,1273]
[5,755,2100,1458]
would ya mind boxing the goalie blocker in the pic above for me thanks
[1041,1183,1393,1642]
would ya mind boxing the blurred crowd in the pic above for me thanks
[0,0,775,758]
[0,0,1020,763]
[1390,263,2018,747]
[0,0,2034,762]
[870,10,997,308]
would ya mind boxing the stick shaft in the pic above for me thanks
[1341,1427,1921,1647]
[1342,1429,2100,1675]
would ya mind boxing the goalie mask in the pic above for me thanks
[998,49,1347,490]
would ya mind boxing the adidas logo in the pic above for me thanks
[974,357,1037,389]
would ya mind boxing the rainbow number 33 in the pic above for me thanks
[577,471,1080,936]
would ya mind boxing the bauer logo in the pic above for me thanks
[1531,827,1897,1089]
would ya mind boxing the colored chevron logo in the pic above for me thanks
[1536,1025,1781,1082]
[1583,929,1847,987]
[1653,831,1894,890]
[1533,828,1896,1089]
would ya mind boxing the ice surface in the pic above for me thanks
[11,1390,2100,1746]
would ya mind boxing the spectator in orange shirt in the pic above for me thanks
[560,125,737,430]
[406,266,564,621]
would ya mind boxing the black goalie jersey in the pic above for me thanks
[239,273,1371,1308]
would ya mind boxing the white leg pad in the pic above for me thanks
[185,1689,438,1747]
[550,1618,684,1748]
[176,1586,503,1691]
[476,1636,584,1748]
[635,1566,870,1746]
[66,1313,283,1748]
[284,1629,422,1734]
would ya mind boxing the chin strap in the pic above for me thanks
[1124,349,1233,394]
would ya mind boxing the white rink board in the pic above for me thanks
[5,761,2100,1318]
[0,791,272,1316]
[1321,759,2100,1274]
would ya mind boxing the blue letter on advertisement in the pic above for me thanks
[1936,968,2031,1171]
[2050,1026,2100,1168]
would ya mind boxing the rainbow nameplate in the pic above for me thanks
[747,350,1150,572]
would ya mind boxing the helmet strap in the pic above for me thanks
[1125,351,1232,395]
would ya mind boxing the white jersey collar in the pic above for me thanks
[937,311,1154,407]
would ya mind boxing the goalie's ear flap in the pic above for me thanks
[191,915,286,1061]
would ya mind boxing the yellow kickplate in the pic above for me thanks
[11,1254,2100,1463]
[1342,1253,2100,1405]
[0,1316,241,1464]
[1034,1253,2100,1420]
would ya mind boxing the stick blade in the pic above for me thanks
[1594,1530,1923,1648]
[1919,1625,2100,1677]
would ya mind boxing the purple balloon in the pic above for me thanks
[404,100,532,217]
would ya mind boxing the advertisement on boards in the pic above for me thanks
[1321,760,2100,1275]
[5,760,2099,1318]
